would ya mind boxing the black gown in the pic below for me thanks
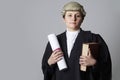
[42,29,112,80]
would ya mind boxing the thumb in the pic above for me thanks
[88,48,91,56]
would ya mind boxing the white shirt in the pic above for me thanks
[66,29,80,57]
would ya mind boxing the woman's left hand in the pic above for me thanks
[79,49,96,66]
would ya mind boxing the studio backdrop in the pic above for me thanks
[0,0,120,80]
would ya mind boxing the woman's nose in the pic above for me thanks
[72,15,76,21]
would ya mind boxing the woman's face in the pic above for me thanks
[63,11,83,31]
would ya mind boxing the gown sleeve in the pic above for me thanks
[91,34,112,80]
[42,42,56,80]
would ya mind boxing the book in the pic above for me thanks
[80,42,99,71]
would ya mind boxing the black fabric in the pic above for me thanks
[42,28,112,80]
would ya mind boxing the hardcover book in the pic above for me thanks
[80,42,99,71]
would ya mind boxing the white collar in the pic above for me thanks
[66,28,80,35]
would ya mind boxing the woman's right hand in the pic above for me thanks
[48,50,63,66]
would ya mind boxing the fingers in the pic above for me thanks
[48,50,63,66]
[79,56,88,66]
[53,51,63,61]
[79,55,96,66]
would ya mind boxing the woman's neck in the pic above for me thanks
[67,28,80,32]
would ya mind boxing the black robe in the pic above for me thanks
[42,29,112,80]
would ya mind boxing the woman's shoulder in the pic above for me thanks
[80,29,100,38]
[81,29,105,42]
[81,29,99,35]
[57,31,66,38]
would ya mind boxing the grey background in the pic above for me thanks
[0,0,120,80]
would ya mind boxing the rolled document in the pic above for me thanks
[48,34,67,70]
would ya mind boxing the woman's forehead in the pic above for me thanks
[66,11,81,14]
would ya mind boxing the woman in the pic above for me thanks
[42,1,112,80]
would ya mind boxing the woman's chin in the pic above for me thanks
[68,27,79,31]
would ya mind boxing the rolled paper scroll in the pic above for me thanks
[48,34,67,70]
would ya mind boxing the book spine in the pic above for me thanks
[80,44,89,71]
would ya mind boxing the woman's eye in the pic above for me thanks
[68,14,72,17]
[76,15,80,17]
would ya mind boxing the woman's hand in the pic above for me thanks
[79,49,96,66]
[48,50,63,66]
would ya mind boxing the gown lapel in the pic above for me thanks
[59,32,68,59]
[60,29,86,60]
[69,30,84,59]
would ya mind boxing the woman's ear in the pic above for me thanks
[63,17,66,23]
